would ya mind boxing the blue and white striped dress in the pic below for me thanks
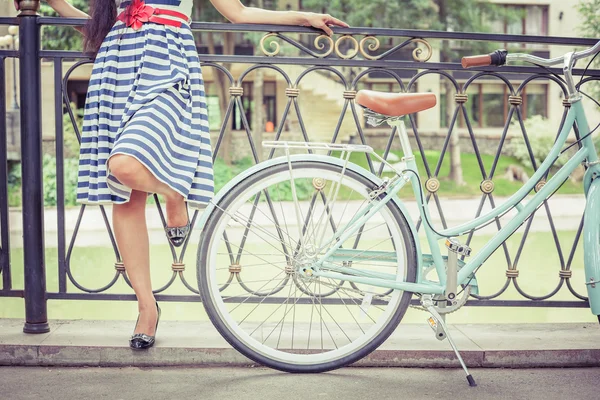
[77,0,214,209]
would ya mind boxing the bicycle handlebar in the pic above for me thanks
[461,40,600,69]
[461,50,507,68]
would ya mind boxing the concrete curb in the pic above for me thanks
[1,319,599,368]
[2,345,600,368]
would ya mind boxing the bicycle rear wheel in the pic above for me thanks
[198,160,417,372]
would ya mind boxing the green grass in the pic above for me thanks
[332,149,584,199]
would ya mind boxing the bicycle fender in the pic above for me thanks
[583,177,600,315]
[196,154,423,272]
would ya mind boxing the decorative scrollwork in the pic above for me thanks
[260,32,334,58]
[358,36,432,62]
[314,34,334,58]
[410,38,432,62]
[259,32,431,62]
[359,36,381,60]
[334,35,359,59]
[260,33,281,57]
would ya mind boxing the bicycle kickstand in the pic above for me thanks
[422,295,477,387]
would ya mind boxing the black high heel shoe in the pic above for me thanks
[165,205,190,247]
[129,303,161,350]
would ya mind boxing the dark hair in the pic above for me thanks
[84,0,118,54]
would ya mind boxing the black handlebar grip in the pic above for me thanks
[490,49,508,66]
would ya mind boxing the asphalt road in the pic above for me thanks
[1,366,599,400]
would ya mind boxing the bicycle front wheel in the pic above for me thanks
[198,160,417,372]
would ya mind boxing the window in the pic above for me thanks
[524,84,548,119]
[499,5,549,48]
[441,83,548,128]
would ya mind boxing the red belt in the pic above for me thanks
[117,0,190,30]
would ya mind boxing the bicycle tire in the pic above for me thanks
[198,160,417,372]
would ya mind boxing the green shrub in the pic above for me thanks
[508,115,569,170]
[42,154,80,207]
[7,155,79,207]
[63,105,84,159]
[9,154,319,209]
[7,163,22,207]
[213,156,312,200]
[213,157,255,193]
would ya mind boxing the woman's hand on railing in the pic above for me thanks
[209,0,348,36]
[13,0,19,11]
[301,12,349,37]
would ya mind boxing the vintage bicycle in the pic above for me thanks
[195,41,600,386]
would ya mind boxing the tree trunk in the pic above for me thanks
[252,68,264,162]
[446,79,464,185]
[437,0,464,185]
[251,0,265,162]
[207,31,234,165]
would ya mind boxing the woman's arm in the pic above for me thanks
[15,0,89,33]
[45,0,90,19]
[209,0,348,36]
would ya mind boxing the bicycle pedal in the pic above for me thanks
[445,238,472,257]
[426,315,446,341]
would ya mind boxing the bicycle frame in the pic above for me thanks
[308,99,600,301]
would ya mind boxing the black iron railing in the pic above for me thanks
[1,8,599,333]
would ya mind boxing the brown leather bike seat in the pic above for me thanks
[355,90,437,116]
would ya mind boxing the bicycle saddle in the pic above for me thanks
[355,90,436,117]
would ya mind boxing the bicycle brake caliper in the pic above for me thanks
[368,177,390,200]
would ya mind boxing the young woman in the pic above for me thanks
[24,0,348,349]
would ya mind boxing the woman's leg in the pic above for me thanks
[108,154,188,227]
[113,189,158,335]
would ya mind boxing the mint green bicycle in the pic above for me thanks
[196,42,600,385]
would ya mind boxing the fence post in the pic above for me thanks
[18,0,49,334]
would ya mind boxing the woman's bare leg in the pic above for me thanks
[113,189,158,335]
[108,154,188,227]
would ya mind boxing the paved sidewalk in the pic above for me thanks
[1,319,599,368]
[2,366,600,400]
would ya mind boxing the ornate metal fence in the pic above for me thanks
[0,9,599,333]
